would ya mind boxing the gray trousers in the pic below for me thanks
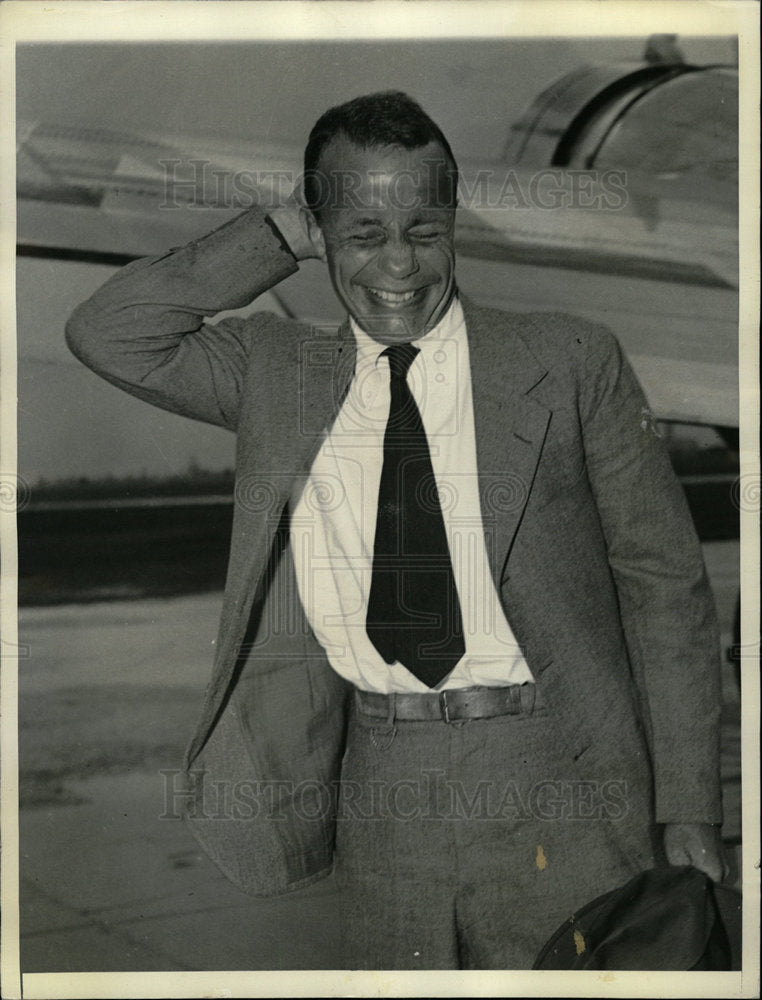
[335,688,642,969]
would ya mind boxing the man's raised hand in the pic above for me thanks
[269,183,324,262]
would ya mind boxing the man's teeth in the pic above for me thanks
[368,288,418,303]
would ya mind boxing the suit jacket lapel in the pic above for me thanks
[462,297,551,586]
[188,322,356,764]
[240,320,356,600]
[296,318,356,461]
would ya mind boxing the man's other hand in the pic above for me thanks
[269,186,323,262]
[663,822,729,882]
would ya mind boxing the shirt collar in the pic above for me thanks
[350,295,465,369]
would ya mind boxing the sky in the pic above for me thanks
[14,35,738,483]
[16,38,735,162]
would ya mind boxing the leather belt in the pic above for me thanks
[354,683,536,723]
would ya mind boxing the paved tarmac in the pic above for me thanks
[19,772,342,972]
[14,541,744,977]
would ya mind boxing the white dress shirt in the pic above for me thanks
[290,296,534,693]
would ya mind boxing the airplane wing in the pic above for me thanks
[17,59,738,427]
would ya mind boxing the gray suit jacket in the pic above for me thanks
[66,208,723,896]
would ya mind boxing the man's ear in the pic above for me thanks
[302,208,327,262]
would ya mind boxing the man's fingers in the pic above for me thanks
[287,175,308,208]
[664,843,690,867]
[662,824,731,882]
[665,828,728,882]
[693,852,726,883]
[670,850,724,882]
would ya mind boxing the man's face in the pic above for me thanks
[307,137,457,344]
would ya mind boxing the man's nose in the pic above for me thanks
[378,238,419,279]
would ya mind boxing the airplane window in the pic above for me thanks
[591,69,738,188]
[505,62,737,217]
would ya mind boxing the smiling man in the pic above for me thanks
[66,91,726,970]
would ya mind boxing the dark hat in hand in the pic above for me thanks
[533,865,741,970]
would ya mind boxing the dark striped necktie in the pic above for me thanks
[366,342,465,687]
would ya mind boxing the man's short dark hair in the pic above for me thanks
[303,90,459,215]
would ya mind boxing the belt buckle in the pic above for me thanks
[439,690,452,723]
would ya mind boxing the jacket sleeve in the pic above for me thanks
[65,208,299,430]
[578,324,723,826]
